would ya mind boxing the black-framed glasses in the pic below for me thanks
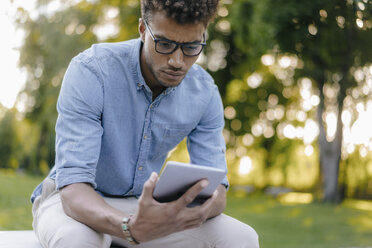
[144,20,206,57]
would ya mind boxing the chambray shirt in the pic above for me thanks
[31,38,228,203]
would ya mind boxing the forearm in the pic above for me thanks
[207,184,226,219]
[60,183,126,238]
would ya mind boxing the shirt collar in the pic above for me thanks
[130,39,146,90]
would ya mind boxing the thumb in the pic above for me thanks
[141,172,158,199]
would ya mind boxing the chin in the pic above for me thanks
[161,80,183,88]
[158,76,185,88]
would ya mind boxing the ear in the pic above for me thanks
[138,18,146,42]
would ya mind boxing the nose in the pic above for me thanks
[167,46,184,69]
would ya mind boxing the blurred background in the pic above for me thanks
[0,0,372,247]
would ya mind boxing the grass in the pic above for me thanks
[225,191,372,248]
[0,170,43,230]
[1,171,372,248]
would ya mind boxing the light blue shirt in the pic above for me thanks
[31,38,228,203]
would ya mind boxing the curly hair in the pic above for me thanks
[141,0,219,25]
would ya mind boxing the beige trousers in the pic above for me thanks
[32,178,259,248]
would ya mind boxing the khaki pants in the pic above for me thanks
[32,178,259,248]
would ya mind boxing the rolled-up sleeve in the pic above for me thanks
[55,57,104,190]
[187,85,229,189]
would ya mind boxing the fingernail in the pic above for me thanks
[201,180,209,188]
[150,172,156,182]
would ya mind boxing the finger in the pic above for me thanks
[175,179,209,209]
[186,207,207,222]
[200,189,218,212]
[172,208,205,232]
[183,218,205,230]
[139,172,158,200]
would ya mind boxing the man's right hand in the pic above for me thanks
[129,172,218,242]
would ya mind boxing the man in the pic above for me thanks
[31,0,259,247]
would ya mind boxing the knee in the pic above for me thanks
[49,225,111,248]
[225,224,259,248]
[213,216,259,248]
[243,225,260,248]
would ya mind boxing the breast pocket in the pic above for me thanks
[149,123,194,161]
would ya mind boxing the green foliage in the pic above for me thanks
[0,111,19,170]
[204,0,372,200]
[341,149,372,198]
[259,0,372,201]
[229,0,275,65]
[266,0,372,70]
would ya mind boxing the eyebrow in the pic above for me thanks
[154,34,203,44]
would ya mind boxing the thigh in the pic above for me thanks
[33,183,111,248]
[105,200,259,248]
[103,196,139,247]
[181,214,260,248]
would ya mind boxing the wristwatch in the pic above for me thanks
[121,214,140,245]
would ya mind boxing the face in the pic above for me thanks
[139,12,206,91]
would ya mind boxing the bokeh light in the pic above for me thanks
[238,156,253,175]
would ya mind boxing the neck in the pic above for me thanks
[152,88,165,101]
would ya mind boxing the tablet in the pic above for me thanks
[153,161,226,206]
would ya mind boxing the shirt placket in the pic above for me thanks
[131,87,175,195]
[132,105,153,196]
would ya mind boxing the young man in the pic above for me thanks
[31,0,259,247]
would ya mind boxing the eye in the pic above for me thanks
[157,41,174,50]
[184,44,199,51]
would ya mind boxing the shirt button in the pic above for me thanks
[150,104,153,108]
[138,166,143,171]
[143,135,147,140]
[137,83,141,87]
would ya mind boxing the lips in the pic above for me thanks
[162,69,185,80]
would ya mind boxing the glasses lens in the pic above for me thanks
[182,44,203,56]
[156,40,177,54]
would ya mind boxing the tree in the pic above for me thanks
[0,109,20,170]
[264,0,372,202]
[213,0,372,202]
[14,0,141,174]
[201,0,314,188]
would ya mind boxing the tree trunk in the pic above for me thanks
[317,103,342,203]
[316,77,346,203]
